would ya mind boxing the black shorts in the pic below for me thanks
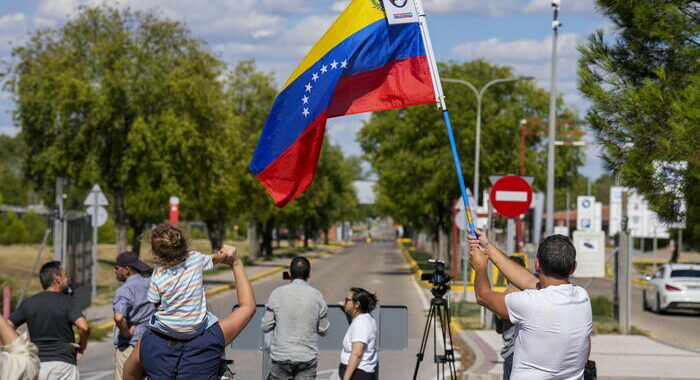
[338,363,377,380]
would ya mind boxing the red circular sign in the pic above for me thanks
[489,175,533,218]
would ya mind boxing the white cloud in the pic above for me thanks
[282,15,336,45]
[0,126,19,137]
[331,1,350,13]
[523,0,598,16]
[0,12,29,55]
[451,33,581,62]
[423,0,520,16]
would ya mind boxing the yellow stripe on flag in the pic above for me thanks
[281,0,385,91]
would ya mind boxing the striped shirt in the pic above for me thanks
[147,251,215,339]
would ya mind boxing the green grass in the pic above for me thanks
[88,323,110,341]
[451,301,483,330]
[407,248,436,272]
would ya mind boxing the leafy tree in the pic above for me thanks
[7,6,226,253]
[577,0,699,252]
[279,142,360,247]
[359,60,582,249]
[0,212,29,244]
[0,135,31,206]
[221,61,278,256]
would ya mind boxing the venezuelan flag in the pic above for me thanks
[250,0,436,207]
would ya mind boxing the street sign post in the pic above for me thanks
[84,184,108,299]
[489,175,533,218]
[489,175,533,256]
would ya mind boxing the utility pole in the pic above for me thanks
[545,0,561,236]
[618,190,631,334]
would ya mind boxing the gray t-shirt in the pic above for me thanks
[261,279,330,362]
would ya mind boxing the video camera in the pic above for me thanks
[420,259,451,298]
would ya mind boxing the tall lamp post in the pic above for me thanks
[442,76,534,207]
[545,0,562,236]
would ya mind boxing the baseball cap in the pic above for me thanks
[116,251,151,272]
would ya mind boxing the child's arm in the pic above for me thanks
[211,246,237,266]
[211,251,228,265]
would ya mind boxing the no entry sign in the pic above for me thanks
[490,175,533,218]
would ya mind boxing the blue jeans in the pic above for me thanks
[140,323,225,380]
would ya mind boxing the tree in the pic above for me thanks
[358,60,582,249]
[0,135,31,206]
[222,61,279,256]
[279,142,360,247]
[578,0,699,252]
[8,6,227,253]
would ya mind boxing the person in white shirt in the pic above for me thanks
[0,315,39,380]
[469,231,592,380]
[339,287,378,380]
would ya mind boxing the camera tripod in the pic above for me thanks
[412,284,457,380]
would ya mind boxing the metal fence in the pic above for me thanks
[65,214,93,309]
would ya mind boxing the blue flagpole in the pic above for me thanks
[442,110,477,237]
[414,0,476,237]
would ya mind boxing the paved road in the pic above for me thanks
[572,277,700,350]
[80,241,452,379]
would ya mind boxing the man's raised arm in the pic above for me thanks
[468,229,539,290]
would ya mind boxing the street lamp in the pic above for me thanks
[545,0,562,236]
[442,76,534,207]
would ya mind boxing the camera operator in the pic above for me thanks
[261,256,330,379]
[468,230,592,379]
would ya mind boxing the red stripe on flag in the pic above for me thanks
[256,111,329,207]
[328,55,435,118]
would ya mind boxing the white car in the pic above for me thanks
[643,263,700,313]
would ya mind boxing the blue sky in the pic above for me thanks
[0,0,610,180]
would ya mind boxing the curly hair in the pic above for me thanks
[150,223,189,267]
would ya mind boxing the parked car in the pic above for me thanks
[643,263,700,313]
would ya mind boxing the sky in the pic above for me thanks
[0,0,611,188]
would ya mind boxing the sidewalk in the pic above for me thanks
[84,245,347,329]
[459,329,700,379]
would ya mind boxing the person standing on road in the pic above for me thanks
[469,231,592,379]
[10,261,90,380]
[261,256,330,380]
[112,252,156,380]
[0,315,40,380]
[338,287,378,380]
[493,255,526,380]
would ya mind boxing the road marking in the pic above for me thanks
[411,270,430,310]
[81,370,113,380]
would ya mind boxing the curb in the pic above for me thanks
[399,247,506,292]
[94,246,346,333]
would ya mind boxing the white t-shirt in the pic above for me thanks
[505,284,592,380]
[340,313,378,373]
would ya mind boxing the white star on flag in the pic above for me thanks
[305,83,312,92]
[341,60,348,68]
[302,95,309,104]
[320,65,328,73]
[302,108,310,117]
[312,73,319,82]
[331,60,338,69]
